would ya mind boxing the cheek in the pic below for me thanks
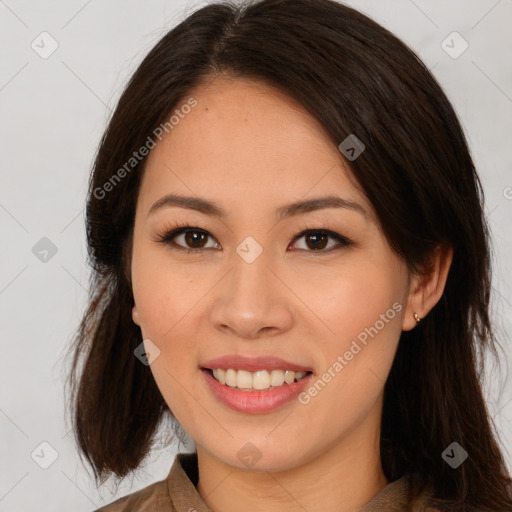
[131,244,207,339]
[295,262,403,409]
[130,244,207,390]
[294,260,402,343]
[131,256,200,422]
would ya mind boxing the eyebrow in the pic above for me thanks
[148,193,371,222]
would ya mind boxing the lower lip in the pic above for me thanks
[201,369,313,414]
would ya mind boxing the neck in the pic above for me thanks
[196,415,388,512]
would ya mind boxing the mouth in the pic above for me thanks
[201,366,314,414]
[201,367,313,392]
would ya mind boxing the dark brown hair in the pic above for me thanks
[65,0,512,509]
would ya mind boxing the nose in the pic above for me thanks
[209,250,295,340]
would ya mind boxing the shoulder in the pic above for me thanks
[359,473,442,512]
[92,478,173,512]
[90,452,196,512]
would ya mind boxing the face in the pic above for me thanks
[130,76,413,472]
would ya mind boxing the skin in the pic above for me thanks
[130,76,453,512]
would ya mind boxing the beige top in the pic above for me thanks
[94,452,439,511]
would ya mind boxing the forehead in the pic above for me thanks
[139,77,374,222]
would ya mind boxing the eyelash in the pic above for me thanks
[154,221,353,255]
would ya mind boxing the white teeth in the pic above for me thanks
[212,368,226,385]
[209,368,309,390]
[284,370,295,384]
[253,370,271,390]
[225,368,237,387]
[236,370,253,390]
[270,369,285,387]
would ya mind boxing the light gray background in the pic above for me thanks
[1,0,511,510]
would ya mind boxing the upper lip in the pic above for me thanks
[201,355,313,373]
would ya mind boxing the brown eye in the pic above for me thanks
[157,227,220,251]
[158,226,351,255]
[183,230,208,248]
[290,229,352,253]
[304,232,329,250]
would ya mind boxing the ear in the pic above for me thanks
[132,304,141,326]
[402,244,454,331]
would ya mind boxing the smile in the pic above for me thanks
[201,368,314,414]
[207,368,311,391]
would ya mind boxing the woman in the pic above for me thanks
[66,0,512,510]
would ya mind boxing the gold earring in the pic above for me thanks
[414,312,422,323]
